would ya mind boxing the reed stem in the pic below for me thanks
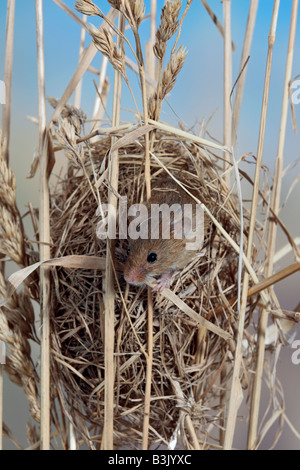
[231,0,259,146]
[223,0,281,450]
[74,14,87,109]
[2,0,15,164]
[0,342,4,450]
[145,0,157,97]
[0,0,16,449]
[142,289,153,450]
[247,0,298,449]
[36,0,51,450]
[223,0,232,186]
[92,56,108,126]
[103,12,125,450]
[200,0,235,50]
[51,9,118,123]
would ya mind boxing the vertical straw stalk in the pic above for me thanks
[91,56,109,127]
[51,42,97,123]
[70,12,86,442]
[126,0,151,200]
[122,3,155,445]
[1,0,16,449]
[0,358,2,450]
[142,289,153,450]
[200,0,235,50]
[50,8,118,123]
[145,0,157,97]
[142,0,156,450]
[36,0,51,450]
[247,0,298,449]
[246,0,280,449]
[103,12,125,451]
[2,0,15,164]
[221,2,232,443]
[223,0,232,186]
[74,14,87,109]
[231,0,259,146]
[0,343,5,450]
[224,0,280,450]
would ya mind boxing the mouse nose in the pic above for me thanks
[124,266,147,285]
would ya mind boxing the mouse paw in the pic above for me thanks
[153,272,173,292]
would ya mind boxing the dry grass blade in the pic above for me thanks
[200,0,236,51]
[147,118,230,152]
[146,279,233,344]
[110,124,155,152]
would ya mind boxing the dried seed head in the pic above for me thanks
[90,26,125,77]
[0,142,25,266]
[74,0,99,16]
[154,0,182,59]
[108,0,145,28]
[0,271,40,423]
[148,46,187,120]
[125,0,145,27]
[147,93,157,120]
[48,97,86,135]
[107,0,122,10]
[56,119,85,166]
[160,46,187,99]
[0,206,25,265]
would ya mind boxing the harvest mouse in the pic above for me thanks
[123,178,207,291]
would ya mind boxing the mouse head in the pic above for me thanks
[123,237,186,286]
[123,197,198,286]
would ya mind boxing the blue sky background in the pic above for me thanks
[0,0,300,450]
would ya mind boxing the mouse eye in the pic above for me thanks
[127,247,131,256]
[147,252,157,264]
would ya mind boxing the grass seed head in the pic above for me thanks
[74,0,100,16]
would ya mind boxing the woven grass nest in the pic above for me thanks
[1,0,299,451]
[49,117,261,449]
